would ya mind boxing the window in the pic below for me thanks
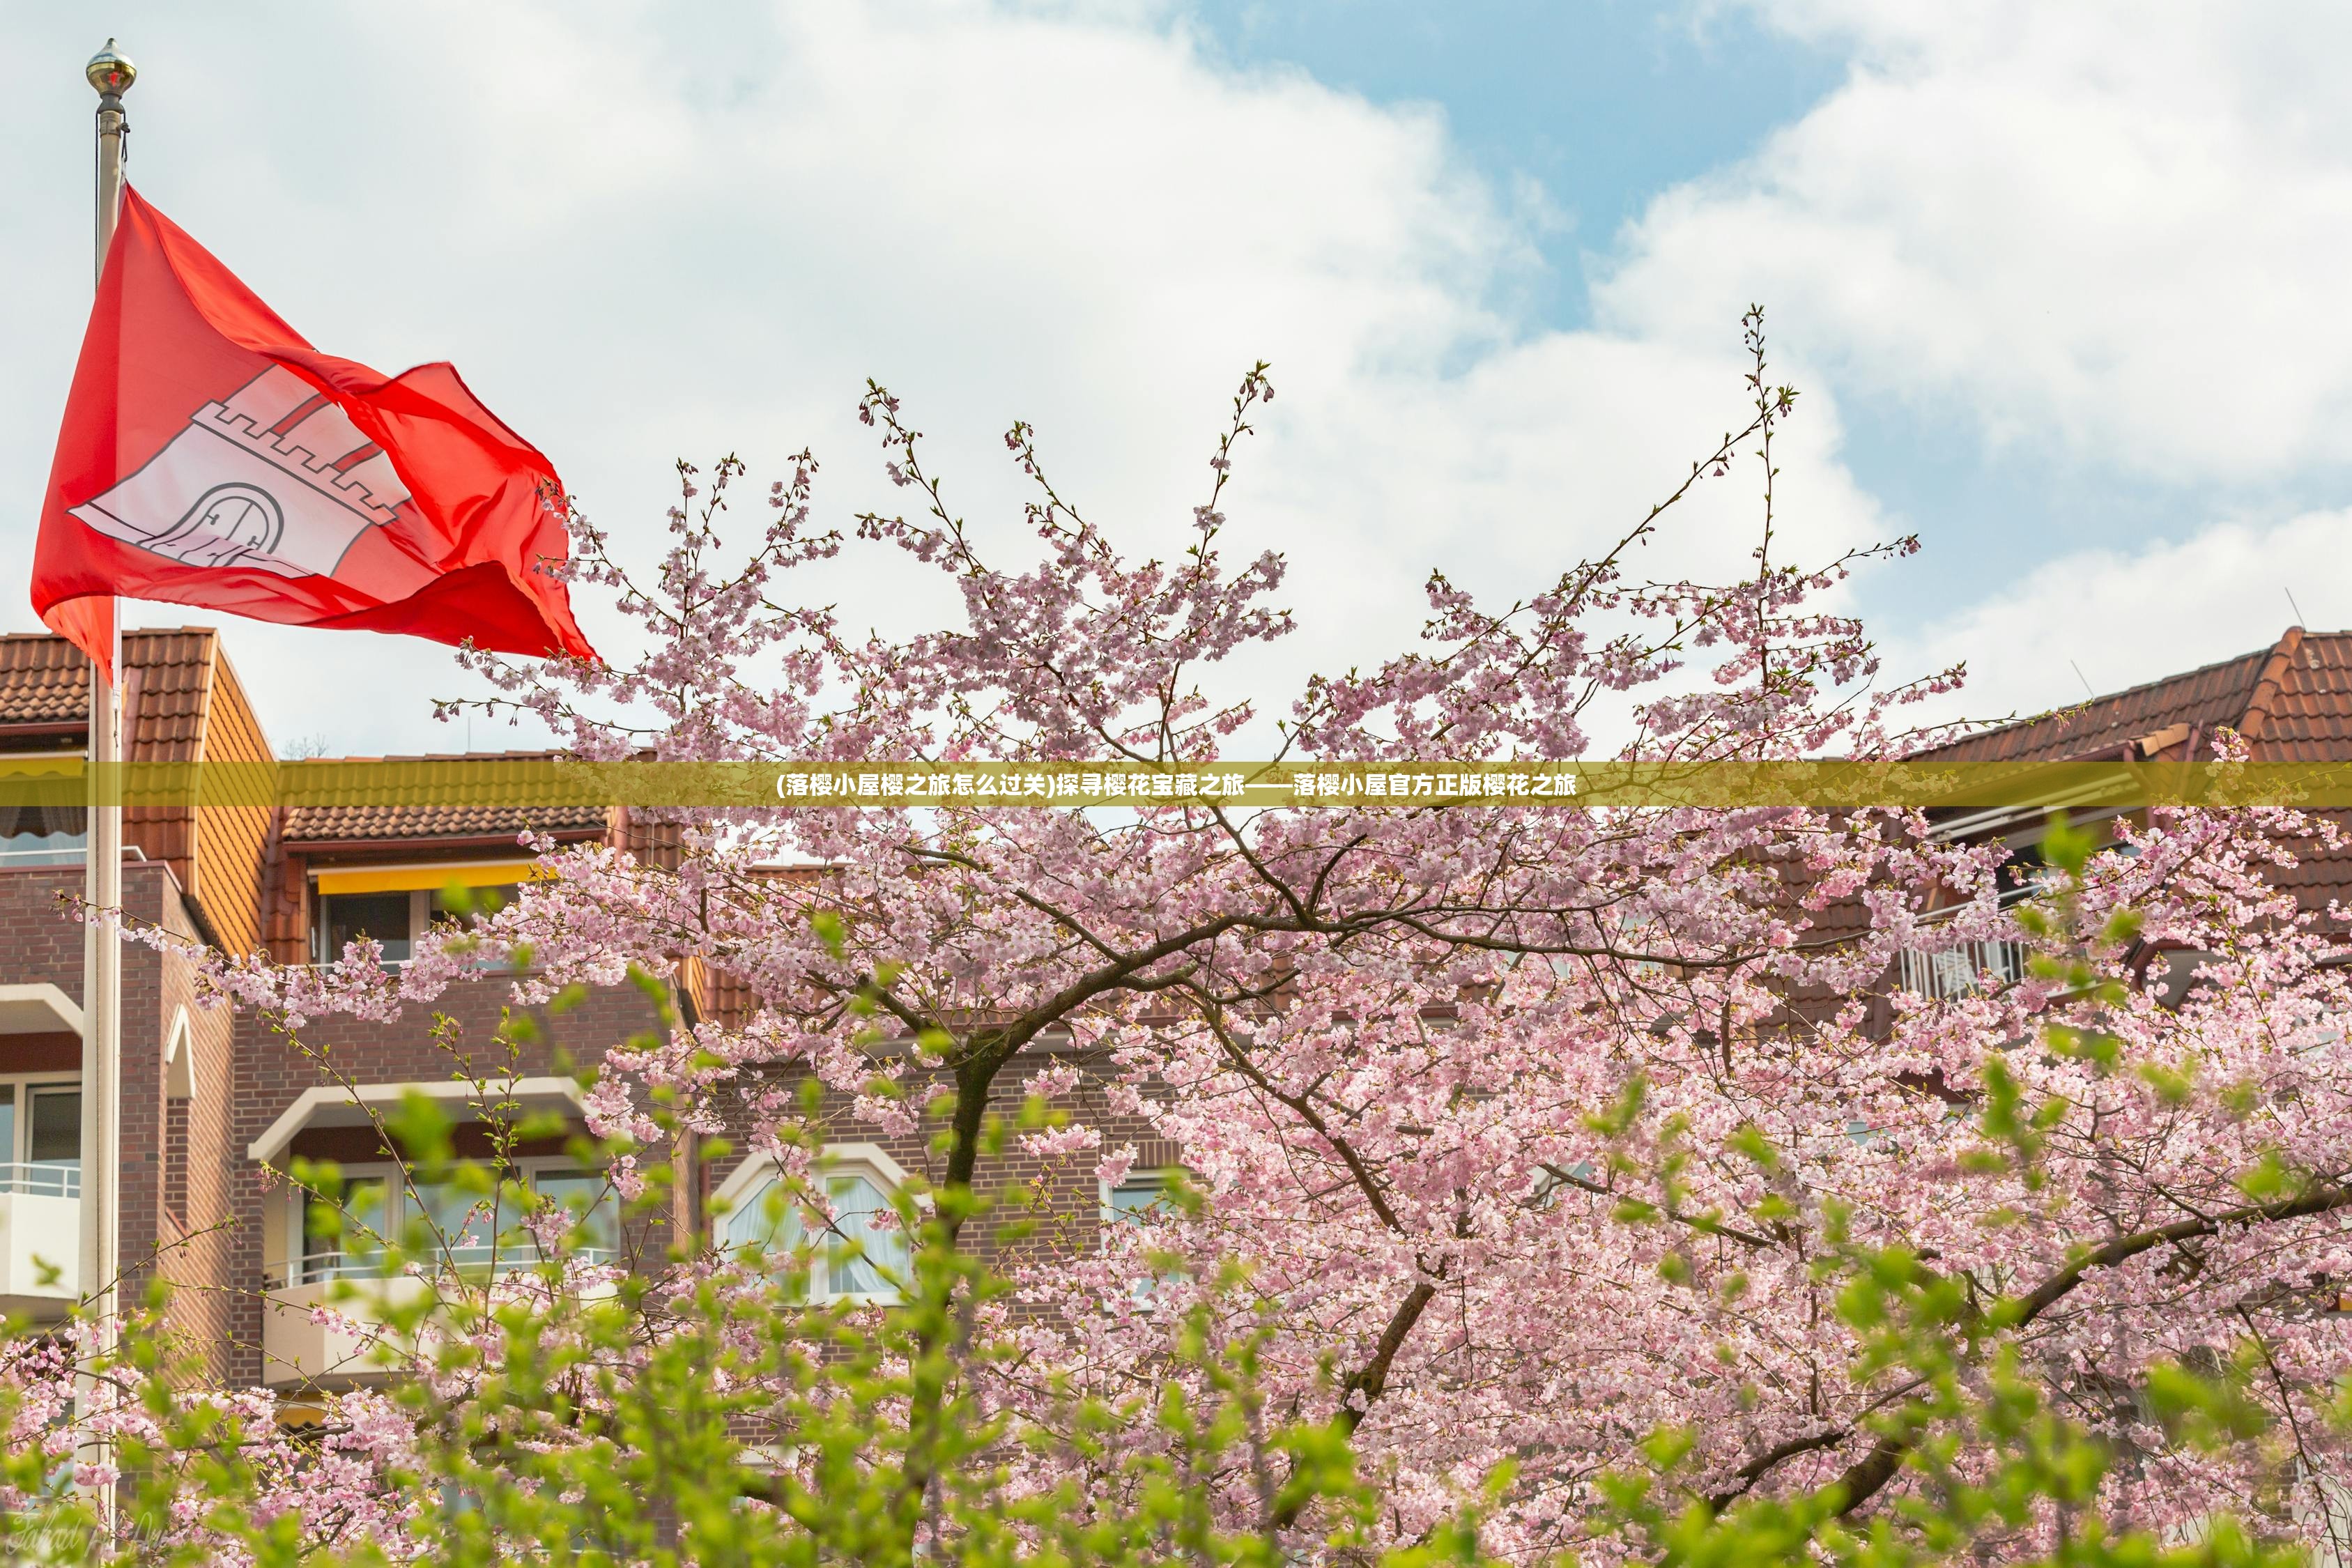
[1528,1160,1597,1210]
[413,1179,502,1269]
[1099,1169,1185,1302]
[429,886,520,970]
[534,1168,622,1258]
[310,876,530,965]
[300,1174,390,1282]
[1994,843,2062,907]
[2142,947,2220,1010]
[1102,1170,1176,1227]
[0,804,87,867]
[718,1146,912,1304]
[430,885,516,930]
[164,1010,194,1229]
[28,1088,79,1173]
[0,1079,82,1199]
[315,891,415,964]
[288,1162,617,1284]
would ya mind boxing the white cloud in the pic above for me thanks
[34,1,2339,760]
[0,1,1882,755]
[1890,506,2351,730]
[1602,1,2352,485]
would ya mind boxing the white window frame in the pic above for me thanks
[280,1155,618,1285]
[1098,1167,1181,1231]
[0,1070,85,1199]
[713,1143,914,1305]
[163,1008,195,1102]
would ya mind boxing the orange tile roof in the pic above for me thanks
[123,629,224,762]
[0,633,87,724]
[283,804,610,843]
[1922,629,2352,763]
[0,628,226,756]
[2245,629,2352,762]
[1923,629,2352,921]
[282,753,608,843]
[0,629,279,952]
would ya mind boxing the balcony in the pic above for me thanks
[259,1268,432,1388]
[0,1162,81,1319]
[259,1245,618,1388]
[1895,936,2029,1001]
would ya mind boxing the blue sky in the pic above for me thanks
[1,2,2346,751]
[1187,1,2346,666]
[1194,0,1847,324]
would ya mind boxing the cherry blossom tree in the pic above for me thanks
[10,312,2352,1566]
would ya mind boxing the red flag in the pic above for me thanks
[33,187,597,681]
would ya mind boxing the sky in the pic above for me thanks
[1,1,2346,756]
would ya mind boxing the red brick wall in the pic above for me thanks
[0,861,245,1385]
[2,860,1185,1389]
[222,977,672,1386]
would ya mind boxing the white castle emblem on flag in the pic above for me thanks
[71,365,409,577]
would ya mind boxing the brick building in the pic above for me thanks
[0,629,684,1389]
[0,627,1170,1397]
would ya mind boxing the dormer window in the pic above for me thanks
[308,863,537,965]
[316,891,414,964]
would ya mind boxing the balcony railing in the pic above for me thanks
[272,1243,618,1288]
[261,1244,622,1385]
[1896,937,2029,1001]
[0,840,91,868]
[0,1163,81,1199]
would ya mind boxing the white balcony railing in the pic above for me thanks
[1896,937,2029,1001]
[261,1249,621,1386]
[0,850,87,868]
[0,1163,79,1199]
[270,1244,619,1289]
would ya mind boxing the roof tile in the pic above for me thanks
[282,755,608,843]
[1922,629,2352,931]
[284,804,610,843]
[0,634,87,724]
[1921,630,2352,764]
[0,628,222,760]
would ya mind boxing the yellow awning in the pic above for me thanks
[314,861,548,896]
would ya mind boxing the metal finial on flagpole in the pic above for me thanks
[86,39,136,95]
[89,40,134,282]
[79,35,131,1535]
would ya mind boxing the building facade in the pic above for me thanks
[0,629,687,1391]
[0,627,1171,1397]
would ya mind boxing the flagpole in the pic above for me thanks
[79,36,132,1523]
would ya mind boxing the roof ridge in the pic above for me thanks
[292,750,563,763]
[0,625,222,643]
[2234,625,2307,744]
[1928,638,2277,753]
[189,630,219,767]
